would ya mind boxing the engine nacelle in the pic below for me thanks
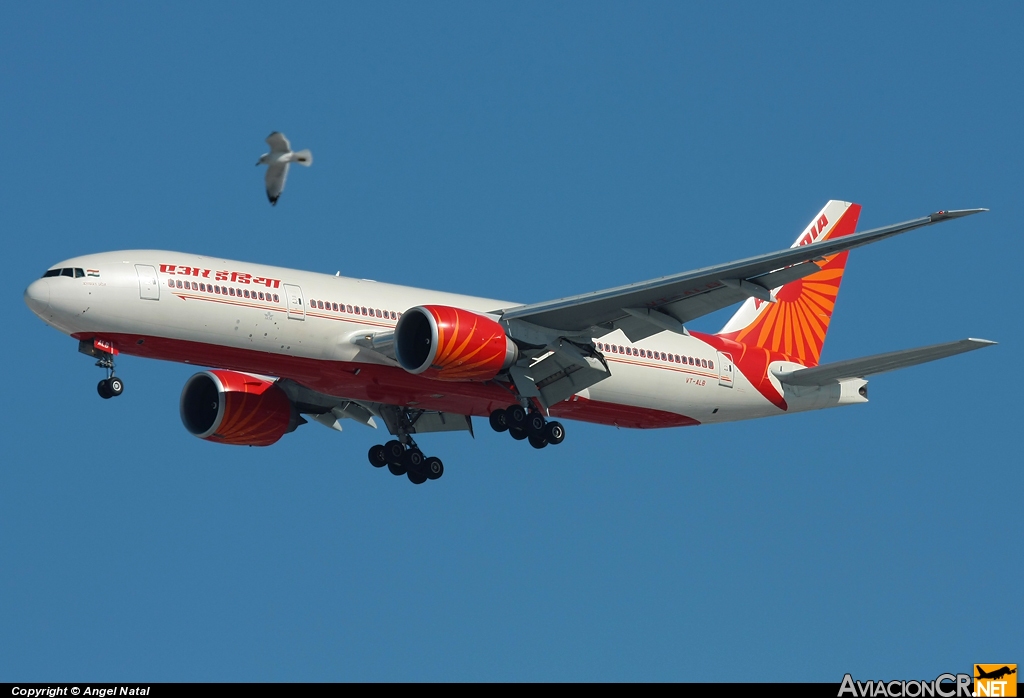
[395,305,518,381]
[179,370,300,446]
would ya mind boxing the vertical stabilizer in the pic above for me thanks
[717,200,862,366]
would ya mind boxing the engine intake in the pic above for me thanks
[179,370,300,446]
[395,305,518,381]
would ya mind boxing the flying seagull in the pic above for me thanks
[256,132,313,206]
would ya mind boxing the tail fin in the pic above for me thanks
[292,149,313,166]
[717,200,862,366]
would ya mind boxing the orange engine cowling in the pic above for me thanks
[179,370,299,446]
[395,305,518,381]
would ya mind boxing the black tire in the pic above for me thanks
[528,434,548,449]
[407,470,427,485]
[526,412,546,437]
[544,421,566,445]
[108,376,124,396]
[505,404,527,430]
[489,409,509,433]
[97,379,112,399]
[405,448,425,469]
[509,427,528,441]
[368,444,387,468]
[425,457,444,480]
[387,461,407,476]
[384,440,405,465]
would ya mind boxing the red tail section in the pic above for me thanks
[700,201,862,410]
[718,201,861,367]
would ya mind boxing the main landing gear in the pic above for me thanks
[367,438,444,485]
[489,404,565,449]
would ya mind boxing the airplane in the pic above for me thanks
[976,666,1016,681]
[23,200,995,484]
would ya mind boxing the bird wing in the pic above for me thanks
[265,131,291,153]
[265,162,290,205]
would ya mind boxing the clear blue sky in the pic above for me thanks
[2,2,1020,682]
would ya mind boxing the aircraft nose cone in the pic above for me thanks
[24,278,50,315]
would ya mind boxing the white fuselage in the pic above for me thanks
[24,250,863,429]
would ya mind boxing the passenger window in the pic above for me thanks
[332,303,338,311]
[273,294,279,302]
[701,359,707,368]
[346,305,353,313]
[193,282,199,291]
[709,361,714,369]
[200,283,205,292]
[43,269,61,278]
[230,288,235,296]
[361,307,367,315]
[75,268,85,278]
[168,279,174,288]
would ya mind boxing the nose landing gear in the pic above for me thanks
[80,339,125,400]
[490,405,565,449]
[97,375,124,399]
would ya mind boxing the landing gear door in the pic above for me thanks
[284,284,305,320]
[135,264,160,300]
[717,352,735,388]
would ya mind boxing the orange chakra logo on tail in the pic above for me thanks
[720,202,861,367]
[733,250,848,366]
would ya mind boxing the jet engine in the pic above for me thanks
[394,305,518,381]
[179,370,301,446]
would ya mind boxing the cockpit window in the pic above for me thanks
[60,268,74,278]
[74,268,85,278]
[42,269,61,278]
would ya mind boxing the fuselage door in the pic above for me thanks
[284,283,305,320]
[135,264,160,300]
[717,351,735,388]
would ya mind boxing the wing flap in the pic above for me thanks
[773,338,996,386]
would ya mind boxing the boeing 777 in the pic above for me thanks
[23,201,994,484]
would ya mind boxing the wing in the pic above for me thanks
[497,208,986,342]
[265,162,289,205]
[275,379,473,436]
[773,338,995,386]
[265,131,291,153]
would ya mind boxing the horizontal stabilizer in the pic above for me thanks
[773,338,996,386]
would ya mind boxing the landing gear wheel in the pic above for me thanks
[407,470,428,485]
[525,412,546,438]
[387,461,407,476]
[505,404,527,430]
[528,434,548,449]
[368,445,387,468]
[509,427,528,441]
[544,421,565,445]
[108,376,124,397]
[489,409,509,433]
[425,457,444,480]
[404,448,425,470]
[97,379,112,399]
[384,440,405,465]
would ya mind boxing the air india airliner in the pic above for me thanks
[23,201,994,484]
